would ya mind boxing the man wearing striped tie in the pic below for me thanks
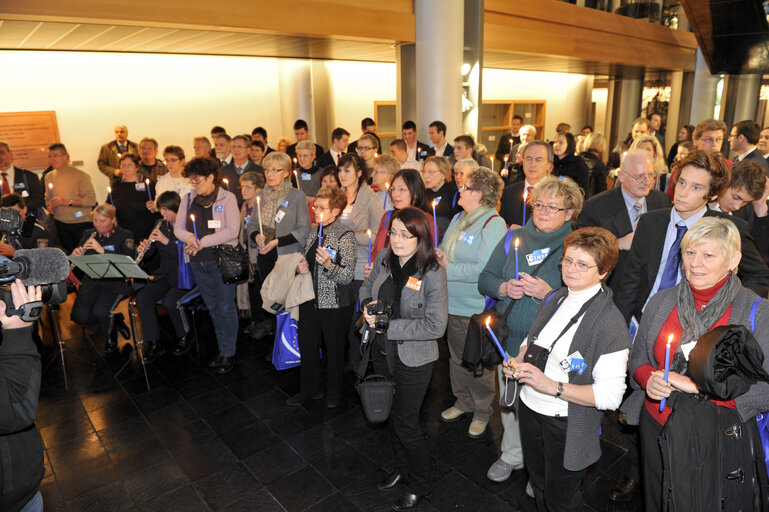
[576,150,671,298]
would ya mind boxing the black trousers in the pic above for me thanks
[639,406,664,512]
[519,401,586,512]
[256,249,278,329]
[297,302,353,400]
[135,277,188,341]
[71,278,131,336]
[55,220,91,253]
[372,344,434,496]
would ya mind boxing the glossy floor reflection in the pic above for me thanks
[36,299,643,511]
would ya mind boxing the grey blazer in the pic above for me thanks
[621,285,769,425]
[246,188,311,256]
[359,249,448,367]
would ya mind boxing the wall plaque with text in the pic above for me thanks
[0,111,60,170]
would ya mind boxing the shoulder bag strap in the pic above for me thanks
[544,290,602,352]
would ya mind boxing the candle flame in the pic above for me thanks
[48,183,53,189]
[432,199,437,207]
[523,189,528,200]
[485,316,491,327]
[385,182,390,190]
[190,214,195,221]
[667,333,673,346]
[256,195,260,204]
[107,186,111,193]
[367,229,371,237]
[319,212,323,223]
[222,178,228,184]
[515,237,519,248]
[374,152,378,158]
[293,158,297,163]
[145,178,150,185]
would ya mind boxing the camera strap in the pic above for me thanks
[536,289,602,355]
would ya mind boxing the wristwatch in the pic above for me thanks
[555,382,564,398]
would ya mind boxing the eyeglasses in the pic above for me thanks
[264,168,285,175]
[189,178,206,186]
[532,202,567,214]
[622,171,654,184]
[560,256,597,272]
[357,146,375,151]
[699,137,724,145]
[388,230,416,240]
[458,185,476,192]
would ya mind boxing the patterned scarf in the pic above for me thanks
[260,180,293,241]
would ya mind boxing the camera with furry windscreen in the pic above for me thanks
[0,209,68,322]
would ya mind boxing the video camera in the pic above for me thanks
[0,209,68,321]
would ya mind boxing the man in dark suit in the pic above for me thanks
[499,140,553,227]
[316,127,350,169]
[729,120,769,172]
[494,115,523,164]
[228,135,263,205]
[347,117,380,154]
[426,120,453,158]
[617,150,769,324]
[286,119,324,160]
[402,120,431,162]
[577,150,672,296]
[251,127,275,155]
[0,142,45,214]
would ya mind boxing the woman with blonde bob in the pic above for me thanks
[623,217,769,510]
[423,155,459,243]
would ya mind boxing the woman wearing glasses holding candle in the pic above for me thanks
[360,206,448,511]
[501,227,630,512]
[478,175,583,484]
[174,157,240,373]
[622,217,769,510]
[435,167,505,438]
[110,153,160,243]
[423,156,460,245]
[288,186,357,407]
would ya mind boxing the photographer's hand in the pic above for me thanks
[362,301,377,328]
[0,280,42,329]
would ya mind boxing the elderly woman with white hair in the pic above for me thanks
[622,217,769,511]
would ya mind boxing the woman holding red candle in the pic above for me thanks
[174,157,240,373]
[623,217,769,510]
[478,175,582,485]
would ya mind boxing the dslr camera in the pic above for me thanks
[366,299,393,333]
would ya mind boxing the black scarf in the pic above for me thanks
[194,185,219,207]
[380,253,418,319]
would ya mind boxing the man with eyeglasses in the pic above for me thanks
[577,151,671,297]
[692,118,728,157]
[617,150,769,327]
[499,140,552,227]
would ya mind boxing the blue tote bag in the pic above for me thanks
[272,310,301,370]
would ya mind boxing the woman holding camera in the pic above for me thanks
[289,186,357,408]
[360,206,448,511]
[502,227,631,512]
[478,175,583,483]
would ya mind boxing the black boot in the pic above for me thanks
[105,329,118,354]
[172,332,193,356]
[113,313,131,339]
[142,339,158,363]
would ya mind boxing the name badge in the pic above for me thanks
[526,247,551,266]
[406,276,422,291]
[301,172,311,181]
[244,215,251,224]
[281,199,289,208]
[323,247,337,260]
[73,210,84,218]
[37,239,49,248]
[207,220,221,229]
[21,190,29,197]
[433,196,442,205]
[275,210,286,223]
[13,183,24,189]
[419,150,428,157]
[215,205,224,213]
[103,244,115,251]
[340,205,353,221]
[135,183,146,191]
[459,231,475,245]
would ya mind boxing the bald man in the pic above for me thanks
[98,124,139,179]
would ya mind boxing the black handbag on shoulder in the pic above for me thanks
[212,244,250,284]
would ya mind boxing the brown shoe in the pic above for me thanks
[609,476,639,502]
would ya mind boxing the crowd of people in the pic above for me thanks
[2,111,769,512]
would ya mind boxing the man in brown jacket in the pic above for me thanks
[97,125,139,180]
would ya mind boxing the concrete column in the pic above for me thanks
[278,60,313,139]
[665,71,685,155]
[415,0,464,141]
[609,70,643,147]
[462,0,484,141]
[396,44,417,135]
[689,48,720,124]
[310,61,333,149]
[731,74,762,123]
[564,76,593,132]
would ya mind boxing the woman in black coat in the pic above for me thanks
[579,132,609,199]
[553,132,590,194]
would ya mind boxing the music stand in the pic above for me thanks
[69,254,152,391]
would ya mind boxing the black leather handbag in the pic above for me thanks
[212,244,250,284]
[355,327,395,423]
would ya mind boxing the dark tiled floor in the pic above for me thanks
[35,303,643,511]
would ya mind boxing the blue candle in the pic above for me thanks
[485,317,511,363]
[660,334,673,412]
[383,182,389,209]
[522,189,528,227]
[367,229,372,266]
[107,186,114,206]
[318,212,323,247]
[432,200,438,248]
[145,179,153,202]
[223,178,230,191]
[514,237,520,280]
[190,213,199,245]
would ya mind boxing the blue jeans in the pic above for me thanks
[190,260,238,357]
[20,491,43,512]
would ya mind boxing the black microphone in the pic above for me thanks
[0,248,70,285]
